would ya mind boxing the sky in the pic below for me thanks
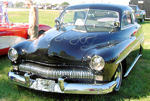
[0,0,130,5]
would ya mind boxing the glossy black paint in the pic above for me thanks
[11,4,144,81]
[65,4,132,15]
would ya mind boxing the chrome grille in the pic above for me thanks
[19,63,94,79]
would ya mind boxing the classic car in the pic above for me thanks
[8,4,144,94]
[129,5,146,22]
[0,23,51,55]
[0,5,51,55]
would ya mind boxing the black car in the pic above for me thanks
[8,4,144,94]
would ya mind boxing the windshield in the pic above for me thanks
[60,9,120,32]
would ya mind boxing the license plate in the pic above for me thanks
[31,78,56,92]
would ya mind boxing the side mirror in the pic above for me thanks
[55,18,61,30]
[114,21,120,28]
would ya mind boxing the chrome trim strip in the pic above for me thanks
[121,24,135,30]
[8,72,117,94]
[124,54,142,77]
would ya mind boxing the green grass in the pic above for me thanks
[8,10,60,27]
[0,11,150,101]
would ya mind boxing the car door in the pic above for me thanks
[121,11,142,71]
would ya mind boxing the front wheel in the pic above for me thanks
[114,63,123,91]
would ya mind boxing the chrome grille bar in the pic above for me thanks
[19,63,94,79]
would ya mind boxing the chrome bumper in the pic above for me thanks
[8,71,117,94]
[136,15,143,19]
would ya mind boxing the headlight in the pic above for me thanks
[89,55,105,71]
[8,48,18,62]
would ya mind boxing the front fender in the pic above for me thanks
[12,40,33,55]
[93,37,136,81]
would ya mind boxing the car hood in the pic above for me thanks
[19,28,121,63]
[48,30,114,60]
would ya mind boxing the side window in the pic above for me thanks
[62,11,75,24]
[122,14,132,27]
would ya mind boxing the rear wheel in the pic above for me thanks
[140,16,145,23]
[114,63,123,91]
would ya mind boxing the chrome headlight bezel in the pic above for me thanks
[89,55,105,71]
[8,48,18,62]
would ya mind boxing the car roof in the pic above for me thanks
[66,4,132,13]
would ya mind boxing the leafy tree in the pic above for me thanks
[15,2,24,8]
[61,2,69,6]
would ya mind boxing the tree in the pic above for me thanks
[61,2,69,6]
[15,2,24,8]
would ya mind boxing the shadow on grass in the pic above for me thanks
[138,20,150,25]
[0,49,150,101]
[0,55,11,73]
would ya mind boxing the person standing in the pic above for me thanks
[2,1,9,24]
[26,0,39,40]
[0,4,3,23]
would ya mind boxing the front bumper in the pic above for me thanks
[8,71,117,94]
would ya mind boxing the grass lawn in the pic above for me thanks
[8,10,60,27]
[0,10,150,101]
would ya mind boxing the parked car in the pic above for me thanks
[130,0,150,18]
[38,5,44,9]
[0,5,51,55]
[8,4,144,94]
[51,6,60,10]
[44,5,52,10]
[129,5,146,22]
[0,23,51,55]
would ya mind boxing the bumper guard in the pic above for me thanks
[8,71,117,94]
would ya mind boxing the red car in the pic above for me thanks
[0,7,51,55]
